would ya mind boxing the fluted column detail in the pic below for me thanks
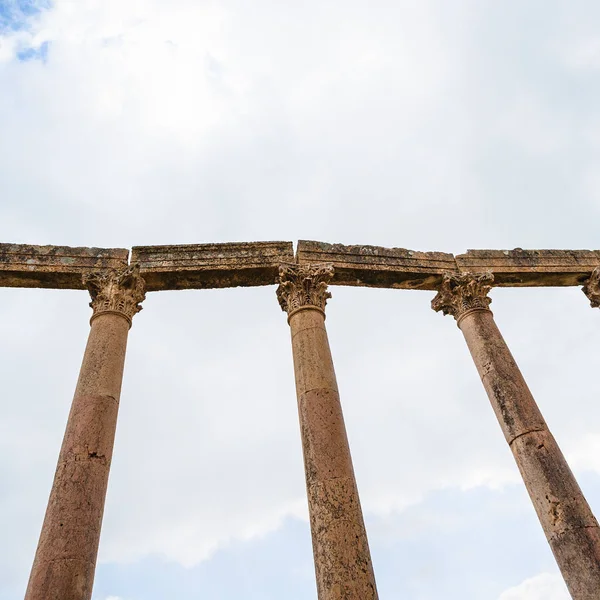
[277,263,378,600]
[433,272,600,600]
[25,265,146,600]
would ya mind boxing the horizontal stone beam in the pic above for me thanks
[2,241,599,292]
[455,249,600,286]
[131,241,295,291]
[296,240,457,290]
[297,241,600,289]
[0,244,129,289]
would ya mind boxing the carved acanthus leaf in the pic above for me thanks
[83,264,146,324]
[276,263,334,314]
[583,268,600,308]
[431,272,493,320]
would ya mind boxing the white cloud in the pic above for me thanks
[560,37,600,70]
[568,433,600,473]
[498,573,569,600]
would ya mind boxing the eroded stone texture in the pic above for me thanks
[0,243,128,289]
[297,240,457,290]
[433,273,600,599]
[456,249,600,287]
[25,266,146,600]
[3,241,600,291]
[277,263,333,317]
[278,264,378,600]
[431,272,493,321]
[582,267,600,308]
[84,264,146,326]
[131,241,294,291]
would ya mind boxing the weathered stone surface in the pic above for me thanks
[278,267,378,600]
[25,268,145,600]
[277,263,333,317]
[456,249,600,286]
[434,276,600,599]
[84,265,146,327]
[298,243,600,289]
[582,267,600,308]
[131,241,294,291]
[3,241,600,291]
[0,244,128,289]
[297,240,457,290]
[431,272,493,321]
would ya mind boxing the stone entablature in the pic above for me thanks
[296,240,455,290]
[0,243,128,289]
[131,241,294,291]
[3,240,600,291]
[454,248,600,287]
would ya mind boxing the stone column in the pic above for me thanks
[433,272,600,600]
[277,264,378,600]
[25,265,146,600]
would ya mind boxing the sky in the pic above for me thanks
[1,0,600,598]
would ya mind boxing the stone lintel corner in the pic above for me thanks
[131,241,295,291]
[296,240,457,290]
[0,243,129,289]
[456,249,600,287]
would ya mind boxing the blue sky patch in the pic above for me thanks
[0,0,52,62]
[16,39,48,61]
[0,0,49,32]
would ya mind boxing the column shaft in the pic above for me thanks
[460,309,600,599]
[290,309,377,600]
[25,266,145,600]
[434,273,600,600]
[278,264,377,600]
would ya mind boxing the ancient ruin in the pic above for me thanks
[3,240,600,600]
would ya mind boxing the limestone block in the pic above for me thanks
[296,240,457,290]
[131,241,294,291]
[0,244,128,289]
[456,249,600,286]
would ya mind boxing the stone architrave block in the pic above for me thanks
[296,240,458,290]
[131,241,295,291]
[456,249,600,287]
[0,244,129,289]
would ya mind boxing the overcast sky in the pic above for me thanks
[2,1,600,599]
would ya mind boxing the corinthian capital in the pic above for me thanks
[432,272,493,321]
[83,264,146,326]
[276,263,334,316]
[583,268,600,308]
